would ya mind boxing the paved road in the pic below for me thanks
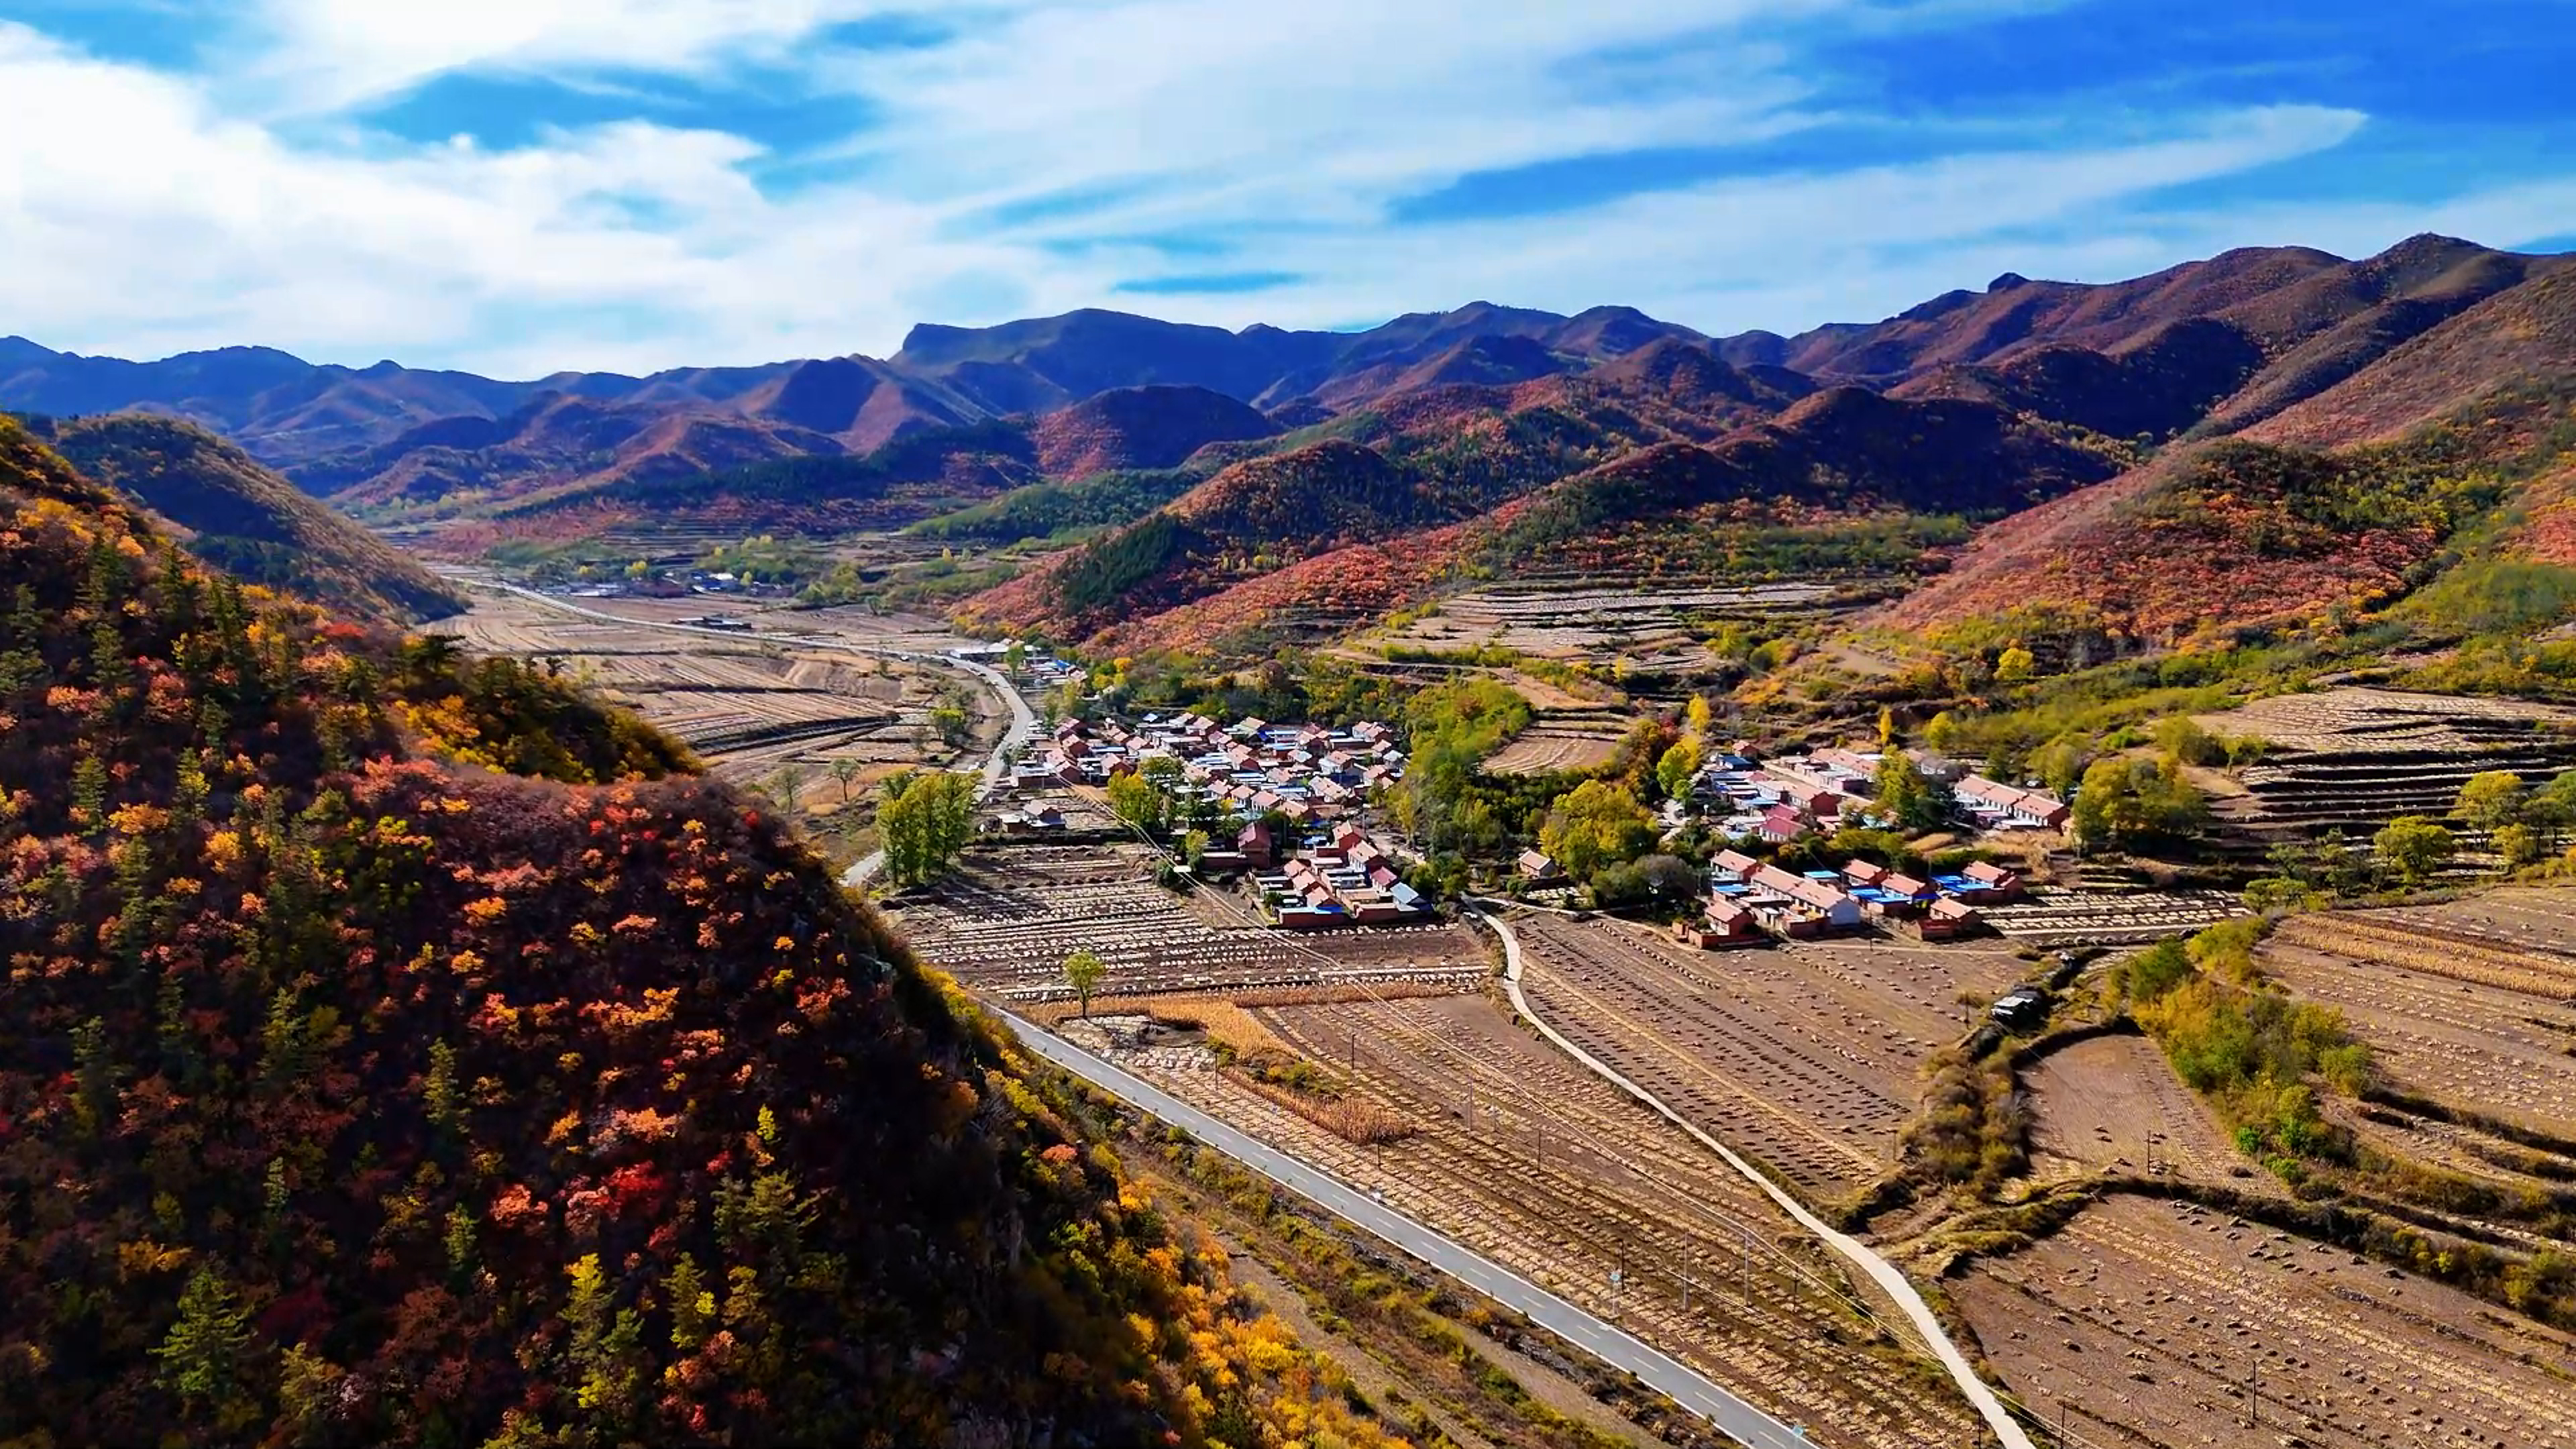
[1470,908,2037,1449]
[996,1008,1817,1449]
[476,586,1036,890]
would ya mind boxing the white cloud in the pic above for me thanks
[243,0,930,113]
[0,1,2565,374]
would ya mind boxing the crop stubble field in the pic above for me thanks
[1511,914,2029,1200]
[429,590,995,788]
[1953,1193,2576,1449]
[1125,992,1984,1449]
[2262,896,2576,1141]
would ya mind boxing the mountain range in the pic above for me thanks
[9,232,2574,652]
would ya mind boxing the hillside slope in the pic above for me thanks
[29,414,464,621]
[2245,266,2576,450]
[0,416,1406,1449]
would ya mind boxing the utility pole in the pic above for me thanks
[1681,1243,1693,1316]
[2249,1358,2259,1429]
[1741,1226,1752,1306]
[1348,1024,1357,1079]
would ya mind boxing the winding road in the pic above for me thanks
[476,585,1037,888]
[1469,906,2038,1449]
[995,1008,1819,1449]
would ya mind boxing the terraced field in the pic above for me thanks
[1384,579,1842,661]
[1955,1193,2576,1449]
[896,845,1492,1002]
[1511,915,2026,1202]
[2196,688,2576,849]
[1124,993,1985,1449]
[2264,906,2576,1139]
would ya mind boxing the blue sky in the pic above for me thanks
[0,0,2571,374]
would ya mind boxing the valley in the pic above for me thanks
[17,227,2576,1449]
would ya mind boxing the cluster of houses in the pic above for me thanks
[1006,710,1430,928]
[1014,710,1404,826]
[1251,822,1432,928]
[1951,773,2072,831]
[1691,747,2070,842]
[1679,851,2025,948]
[1697,747,1886,840]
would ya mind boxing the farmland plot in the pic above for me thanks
[1512,915,2025,1200]
[2021,1032,2271,1193]
[2263,910,2576,1140]
[1955,1193,2576,1449]
[1978,888,2251,949]
[1385,580,1841,660]
[1126,993,1985,1449]
[432,589,983,748]
[2194,688,2576,845]
[895,845,1490,1002]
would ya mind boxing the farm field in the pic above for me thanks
[2261,905,2576,1140]
[2020,1032,2271,1193]
[1953,1193,2576,1449]
[894,844,1492,1002]
[427,586,1001,845]
[1510,914,2027,1202]
[1978,888,2251,948]
[1383,580,1841,661]
[1122,991,1985,1449]
[2194,688,2576,846]
[1484,717,1629,775]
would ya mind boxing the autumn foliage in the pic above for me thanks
[0,417,1412,1449]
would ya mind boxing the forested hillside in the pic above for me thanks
[24,414,464,622]
[0,417,1405,1448]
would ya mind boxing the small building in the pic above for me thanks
[1237,820,1278,869]
[1960,860,2023,901]
[1842,859,1890,890]
[1757,805,1807,843]
[1713,849,1762,884]
[1678,896,1764,950]
[1955,775,2071,831]
[1990,985,2049,1030]
[1519,849,1566,883]
[1921,896,1981,941]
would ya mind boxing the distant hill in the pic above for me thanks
[0,413,1411,1449]
[27,414,464,621]
[1886,270,2576,641]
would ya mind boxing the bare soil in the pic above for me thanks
[1511,915,2027,1201]
[1953,1193,2576,1449]
[2020,1032,2271,1193]
[1128,991,1984,1449]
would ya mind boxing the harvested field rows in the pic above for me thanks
[1126,994,1982,1449]
[2273,914,2576,1001]
[1979,888,2250,948]
[898,847,1491,1001]
[1513,916,2024,1200]
[2196,688,2576,843]
[1485,726,1626,775]
[1384,580,1846,662]
[2021,1032,2268,1193]
[1955,1193,2576,1449]
[2263,929,2576,1139]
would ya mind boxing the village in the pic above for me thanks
[431,580,2576,1449]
